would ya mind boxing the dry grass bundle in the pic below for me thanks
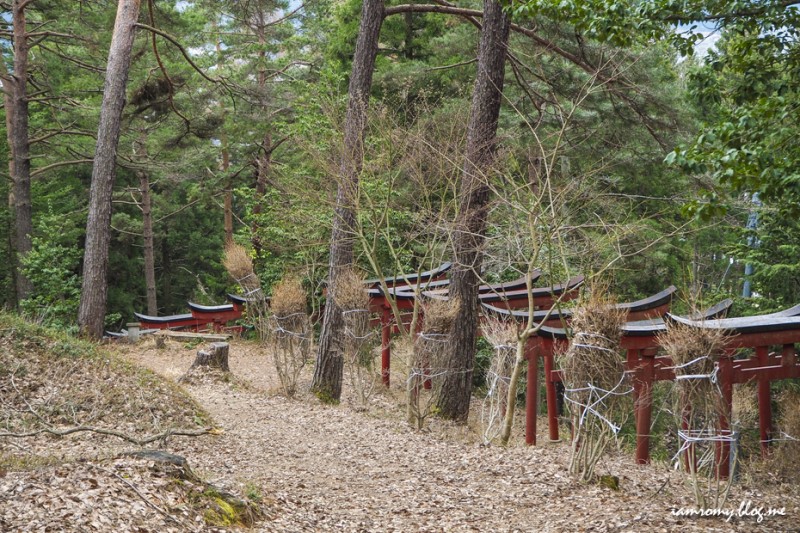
[732,383,758,428]
[559,291,628,482]
[334,268,369,311]
[268,275,311,398]
[334,270,378,410]
[561,295,627,394]
[223,244,260,292]
[271,277,307,317]
[420,297,460,334]
[768,390,800,480]
[480,318,519,445]
[658,321,727,390]
[481,318,518,349]
[405,299,460,429]
[659,320,731,508]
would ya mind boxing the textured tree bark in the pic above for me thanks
[133,129,157,316]
[251,132,271,255]
[1,59,18,306]
[78,0,143,338]
[7,0,33,303]
[187,342,230,373]
[436,0,510,421]
[215,28,234,245]
[139,171,157,315]
[311,0,385,402]
[251,25,271,256]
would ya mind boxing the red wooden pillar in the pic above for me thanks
[716,351,734,479]
[381,307,391,387]
[756,345,772,457]
[525,341,538,445]
[544,343,559,442]
[627,348,641,416]
[781,344,797,368]
[782,343,797,368]
[635,350,655,465]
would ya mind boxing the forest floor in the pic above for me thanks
[3,333,799,532]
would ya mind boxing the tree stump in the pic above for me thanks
[189,342,230,372]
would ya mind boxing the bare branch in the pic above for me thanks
[0,425,218,446]
[134,23,223,85]
[30,158,93,177]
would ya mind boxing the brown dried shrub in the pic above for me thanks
[334,268,369,311]
[559,290,628,482]
[420,297,460,334]
[769,390,800,479]
[561,293,627,394]
[223,244,260,292]
[658,321,728,404]
[270,277,307,317]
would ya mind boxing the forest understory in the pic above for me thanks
[1,332,797,532]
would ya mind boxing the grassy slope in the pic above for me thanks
[0,312,211,468]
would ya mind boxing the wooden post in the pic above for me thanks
[756,345,772,457]
[525,341,538,445]
[635,350,655,465]
[544,342,559,442]
[381,307,391,387]
[716,351,734,479]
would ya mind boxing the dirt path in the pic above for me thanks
[125,339,797,532]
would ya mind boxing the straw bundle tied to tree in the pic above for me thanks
[269,276,311,397]
[335,268,377,409]
[658,319,732,507]
[407,297,460,429]
[559,291,628,482]
[223,243,269,336]
[658,320,728,404]
[334,268,373,364]
[223,243,261,294]
[480,318,519,445]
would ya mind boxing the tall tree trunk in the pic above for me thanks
[134,129,157,315]
[139,170,157,315]
[251,132,271,255]
[7,0,33,303]
[1,57,19,306]
[77,0,142,338]
[437,0,510,421]
[251,28,270,256]
[311,0,384,401]
[215,26,234,245]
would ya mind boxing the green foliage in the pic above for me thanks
[732,207,800,306]
[19,237,81,331]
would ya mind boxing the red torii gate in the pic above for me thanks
[530,303,800,478]
[368,270,588,386]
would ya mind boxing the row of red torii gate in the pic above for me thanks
[130,263,800,479]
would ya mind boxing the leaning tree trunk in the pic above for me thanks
[437,0,510,421]
[311,0,385,402]
[8,0,33,303]
[78,0,142,338]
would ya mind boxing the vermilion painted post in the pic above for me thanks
[635,351,654,465]
[716,352,734,479]
[627,348,640,422]
[525,341,538,445]
[782,343,796,368]
[381,307,391,387]
[544,345,559,442]
[756,345,772,457]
